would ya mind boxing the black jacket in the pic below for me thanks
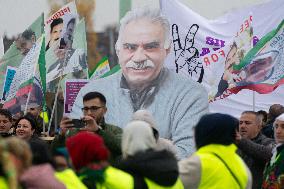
[115,149,178,189]
[237,133,275,189]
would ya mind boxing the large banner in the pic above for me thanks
[161,0,284,116]
[45,2,87,86]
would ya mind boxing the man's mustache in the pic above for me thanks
[125,60,155,70]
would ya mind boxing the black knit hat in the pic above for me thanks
[195,113,239,149]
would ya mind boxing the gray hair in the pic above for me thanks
[115,7,171,51]
[241,111,262,126]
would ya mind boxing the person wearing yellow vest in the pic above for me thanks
[179,113,252,189]
[55,168,87,189]
[40,111,49,125]
[66,131,134,189]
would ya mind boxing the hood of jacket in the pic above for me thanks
[117,149,178,186]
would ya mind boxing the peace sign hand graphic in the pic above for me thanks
[172,24,204,82]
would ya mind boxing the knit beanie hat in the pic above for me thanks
[195,113,238,149]
[66,131,109,171]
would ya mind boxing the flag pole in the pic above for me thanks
[48,83,60,135]
[24,86,32,115]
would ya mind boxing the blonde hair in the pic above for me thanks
[0,138,19,189]
[5,137,32,170]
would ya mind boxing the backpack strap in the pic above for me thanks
[211,152,242,189]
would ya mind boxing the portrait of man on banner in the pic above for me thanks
[46,18,64,51]
[71,7,209,159]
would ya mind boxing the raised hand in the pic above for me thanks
[172,24,204,82]
[80,115,99,132]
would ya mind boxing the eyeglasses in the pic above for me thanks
[81,106,104,113]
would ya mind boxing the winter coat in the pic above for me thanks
[262,144,284,189]
[237,133,275,189]
[116,149,183,189]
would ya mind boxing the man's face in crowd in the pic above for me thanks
[274,119,284,144]
[239,113,261,139]
[0,114,12,133]
[27,106,41,118]
[83,98,106,124]
[50,23,63,43]
[12,112,23,126]
[117,18,170,88]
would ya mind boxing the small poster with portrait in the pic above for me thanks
[45,1,87,86]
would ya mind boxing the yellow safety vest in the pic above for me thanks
[40,111,49,124]
[145,177,184,189]
[55,168,87,189]
[0,177,9,189]
[196,144,248,189]
[79,166,134,189]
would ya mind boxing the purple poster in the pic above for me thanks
[64,79,88,115]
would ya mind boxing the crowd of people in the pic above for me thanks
[0,100,284,189]
[0,7,283,189]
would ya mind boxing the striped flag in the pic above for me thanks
[89,56,110,80]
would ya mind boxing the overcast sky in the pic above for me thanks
[0,0,268,37]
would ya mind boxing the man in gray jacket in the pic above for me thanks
[71,7,208,159]
[236,111,275,189]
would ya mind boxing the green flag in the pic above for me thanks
[0,14,44,95]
